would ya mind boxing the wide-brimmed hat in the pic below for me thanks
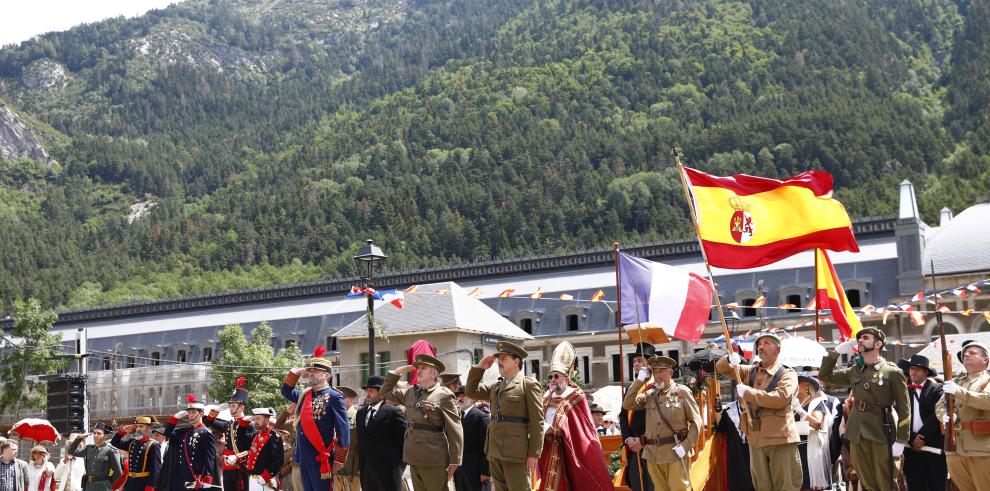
[362,375,385,390]
[957,340,989,362]
[495,341,527,359]
[252,407,276,418]
[413,354,445,373]
[589,404,606,415]
[754,333,782,347]
[897,354,936,377]
[797,374,821,392]
[336,386,359,399]
[30,445,48,455]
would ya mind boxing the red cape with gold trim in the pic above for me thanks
[537,385,615,491]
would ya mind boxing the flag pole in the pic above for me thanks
[672,147,753,425]
[614,242,649,491]
[814,249,821,343]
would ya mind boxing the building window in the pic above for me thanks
[473,348,483,365]
[126,355,136,368]
[325,336,339,352]
[361,353,370,382]
[176,350,187,363]
[742,298,757,318]
[785,294,803,313]
[930,323,959,339]
[378,351,391,376]
[102,357,111,370]
[979,321,990,333]
[202,347,213,362]
[611,354,621,382]
[566,314,579,331]
[284,339,297,350]
[581,356,591,384]
[151,352,161,366]
[529,359,540,379]
[844,289,862,308]
[520,318,533,334]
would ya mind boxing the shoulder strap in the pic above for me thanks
[748,366,787,420]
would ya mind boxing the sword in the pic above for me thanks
[184,483,223,490]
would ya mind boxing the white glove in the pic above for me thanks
[790,398,808,416]
[942,414,950,424]
[835,339,856,355]
[943,381,958,394]
[736,384,750,399]
[891,442,905,457]
[174,411,188,420]
[637,368,650,382]
[673,445,687,458]
[268,479,278,489]
[225,455,237,466]
[728,353,741,367]
[241,415,253,423]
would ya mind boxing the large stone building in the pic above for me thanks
[2,180,988,422]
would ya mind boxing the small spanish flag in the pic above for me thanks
[684,167,859,269]
[498,288,515,298]
[530,287,544,299]
[405,285,419,293]
[815,248,862,340]
[590,290,605,302]
[559,293,574,301]
[752,296,767,309]
[467,287,481,297]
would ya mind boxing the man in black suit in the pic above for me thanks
[356,375,407,491]
[442,374,491,491]
[618,343,654,491]
[897,354,947,491]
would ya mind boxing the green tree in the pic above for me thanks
[210,323,304,410]
[0,298,62,418]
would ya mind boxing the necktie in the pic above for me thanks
[908,384,924,390]
[367,408,376,426]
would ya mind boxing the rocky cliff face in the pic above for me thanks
[0,105,56,165]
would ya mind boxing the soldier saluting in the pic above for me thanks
[162,394,219,490]
[111,416,162,491]
[622,355,701,491]
[382,353,464,490]
[70,422,123,491]
[244,408,284,491]
[465,341,544,491]
[819,327,910,491]
[205,377,256,491]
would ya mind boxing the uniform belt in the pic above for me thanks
[407,422,443,432]
[495,416,529,424]
[86,477,112,482]
[128,472,150,478]
[960,420,990,430]
[640,431,688,446]
[856,400,890,414]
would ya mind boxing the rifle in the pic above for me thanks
[931,260,956,452]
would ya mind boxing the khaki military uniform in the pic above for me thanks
[333,405,360,491]
[381,373,463,491]
[465,368,544,491]
[819,352,910,491]
[622,379,701,491]
[936,371,990,491]
[69,437,123,491]
[715,356,802,491]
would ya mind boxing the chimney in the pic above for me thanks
[939,207,953,227]
[899,180,919,219]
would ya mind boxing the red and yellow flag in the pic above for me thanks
[684,167,859,269]
[467,287,481,297]
[590,290,605,302]
[498,288,515,298]
[529,287,544,299]
[815,248,862,340]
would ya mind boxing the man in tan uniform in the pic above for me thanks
[622,355,701,491]
[333,386,360,491]
[819,327,910,491]
[465,341,544,491]
[382,354,464,491]
[715,333,801,491]
[937,340,990,491]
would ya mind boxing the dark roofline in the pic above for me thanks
[1,216,895,329]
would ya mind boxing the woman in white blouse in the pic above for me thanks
[26,446,56,491]
[53,438,86,491]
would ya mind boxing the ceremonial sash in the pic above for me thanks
[299,389,336,478]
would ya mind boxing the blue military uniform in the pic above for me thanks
[110,417,162,491]
[163,397,218,491]
[206,378,256,491]
[280,351,350,491]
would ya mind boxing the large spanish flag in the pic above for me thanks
[815,248,862,340]
[684,167,858,268]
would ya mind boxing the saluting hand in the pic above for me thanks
[477,355,496,370]
[393,365,416,375]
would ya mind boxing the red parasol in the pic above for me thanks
[406,339,437,386]
[9,418,60,444]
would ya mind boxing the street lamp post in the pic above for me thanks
[354,239,387,377]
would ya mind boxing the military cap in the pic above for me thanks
[252,407,276,418]
[133,415,159,425]
[185,393,206,411]
[413,353,445,373]
[856,327,886,343]
[93,422,114,433]
[152,428,167,436]
[308,345,333,371]
[440,373,462,387]
[647,355,677,369]
[754,332,782,347]
[336,386,359,399]
[495,341,528,359]
[228,377,250,405]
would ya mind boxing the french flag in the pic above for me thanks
[378,290,405,309]
[618,251,714,343]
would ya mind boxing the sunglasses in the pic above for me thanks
[549,373,566,379]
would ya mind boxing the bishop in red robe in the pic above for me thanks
[537,341,615,491]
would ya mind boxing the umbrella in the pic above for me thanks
[9,418,60,444]
[683,348,728,373]
[588,385,624,419]
[777,336,828,368]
